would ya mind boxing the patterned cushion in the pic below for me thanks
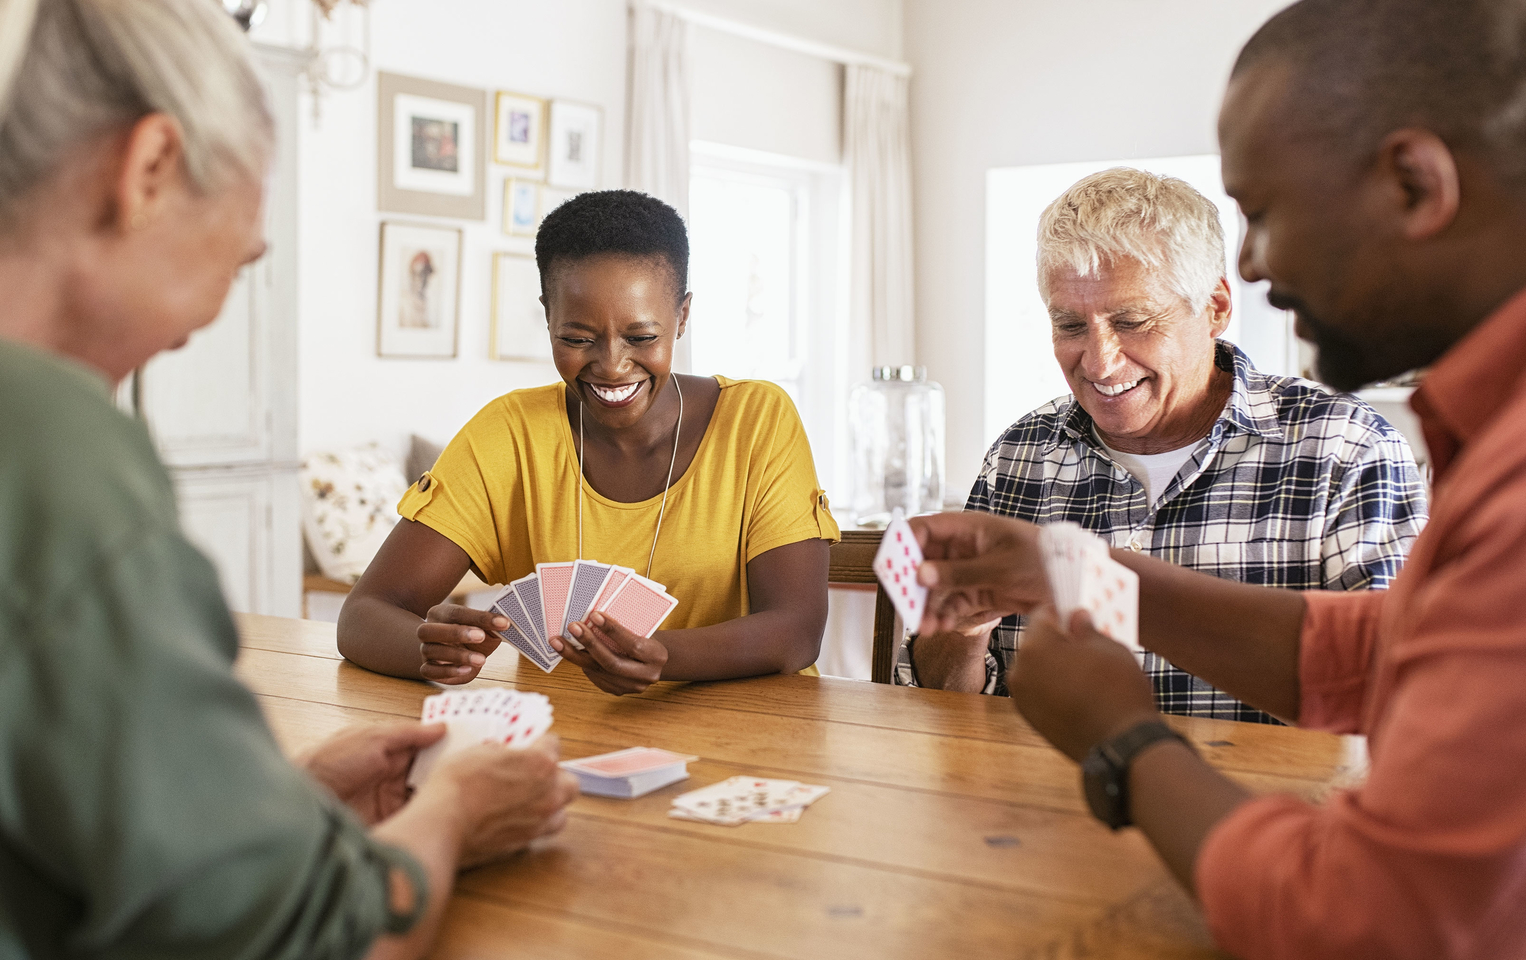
[300,444,408,584]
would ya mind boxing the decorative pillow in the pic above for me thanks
[300,444,409,584]
[406,433,445,486]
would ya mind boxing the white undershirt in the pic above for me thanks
[1096,434,1198,506]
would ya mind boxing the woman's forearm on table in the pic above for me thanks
[656,606,825,680]
[338,593,428,680]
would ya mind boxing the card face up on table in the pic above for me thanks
[1037,522,1140,651]
[874,508,928,634]
[489,561,679,671]
[667,776,830,825]
[408,688,553,787]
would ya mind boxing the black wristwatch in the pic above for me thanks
[1081,719,1195,830]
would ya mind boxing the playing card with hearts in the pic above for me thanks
[873,508,928,634]
[1037,522,1140,651]
[667,776,830,825]
[408,688,554,787]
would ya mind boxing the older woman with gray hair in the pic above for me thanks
[898,167,1428,720]
[0,1,577,958]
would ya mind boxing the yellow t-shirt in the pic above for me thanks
[397,376,840,637]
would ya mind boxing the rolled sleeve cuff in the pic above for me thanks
[1298,590,1385,733]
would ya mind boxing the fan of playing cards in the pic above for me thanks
[407,688,554,787]
[1037,522,1140,651]
[489,560,680,673]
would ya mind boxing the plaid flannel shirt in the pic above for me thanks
[895,341,1428,723]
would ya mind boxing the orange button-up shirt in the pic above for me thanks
[1196,288,1526,960]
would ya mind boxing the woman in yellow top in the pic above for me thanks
[338,190,840,695]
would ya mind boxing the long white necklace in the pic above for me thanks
[577,374,684,579]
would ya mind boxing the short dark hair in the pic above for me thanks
[534,189,689,305]
[1233,0,1526,184]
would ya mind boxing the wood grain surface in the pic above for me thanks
[234,613,1362,960]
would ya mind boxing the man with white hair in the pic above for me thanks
[897,167,1427,722]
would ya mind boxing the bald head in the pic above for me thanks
[1235,0,1526,185]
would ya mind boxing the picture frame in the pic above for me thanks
[491,252,552,361]
[502,178,541,237]
[377,72,488,220]
[378,222,462,358]
[493,91,546,170]
[547,100,603,189]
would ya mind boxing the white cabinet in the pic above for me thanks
[129,44,306,617]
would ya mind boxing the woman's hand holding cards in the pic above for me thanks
[416,602,507,684]
[553,611,668,695]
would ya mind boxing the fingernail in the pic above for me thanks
[568,622,583,637]
[549,638,562,651]
[590,612,605,626]
[468,629,484,641]
[469,653,485,666]
[493,617,508,629]
[919,565,939,587]
[455,665,471,674]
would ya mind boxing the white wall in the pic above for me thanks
[250,0,899,458]
[902,0,1292,497]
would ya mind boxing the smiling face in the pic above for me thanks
[544,253,690,432]
[1047,256,1233,454]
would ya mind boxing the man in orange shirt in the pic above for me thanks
[911,1,1526,956]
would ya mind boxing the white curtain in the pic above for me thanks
[844,63,916,370]
[625,4,692,370]
[625,5,691,219]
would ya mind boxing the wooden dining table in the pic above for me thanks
[234,612,1366,960]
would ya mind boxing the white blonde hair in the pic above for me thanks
[0,0,272,226]
[1036,167,1227,310]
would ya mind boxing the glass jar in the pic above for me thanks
[848,365,946,528]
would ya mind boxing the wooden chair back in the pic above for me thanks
[829,530,899,684]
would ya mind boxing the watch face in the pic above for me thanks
[1081,750,1129,830]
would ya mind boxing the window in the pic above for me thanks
[984,154,1296,445]
[687,142,848,492]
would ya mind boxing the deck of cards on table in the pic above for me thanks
[1038,521,1141,651]
[488,559,679,672]
[668,777,831,825]
[560,747,697,798]
[874,508,928,634]
[407,688,553,787]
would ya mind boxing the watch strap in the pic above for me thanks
[1082,719,1195,830]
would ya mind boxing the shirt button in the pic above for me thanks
[1128,534,1145,551]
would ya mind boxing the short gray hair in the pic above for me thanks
[1036,167,1227,311]
[0,0,273,227]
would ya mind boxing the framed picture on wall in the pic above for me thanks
[378,222,461,358]
[547,100,602,189]
[377,72,488,220]
[493,91,545,170]
[491,252,552,361]
[502,178,541,237]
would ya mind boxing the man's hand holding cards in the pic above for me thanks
[1037,522,1140,652]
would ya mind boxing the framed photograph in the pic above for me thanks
[503,178,541,237]
[491,252,552,361]
[378,72,487,220]
[378,222,461,358]
[494,91,545,170]
[547,100,602,189]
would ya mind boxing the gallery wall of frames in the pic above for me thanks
[374,71,602,361]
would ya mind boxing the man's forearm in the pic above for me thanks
[908,632,991,692]
[362,784,468,960]
[1118,552,1306,721]
[1127,739,1252,895]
